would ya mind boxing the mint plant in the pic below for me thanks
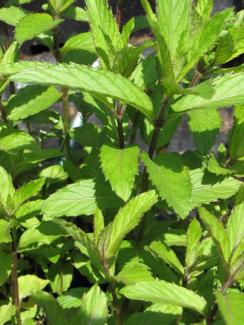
[0,0,243,324]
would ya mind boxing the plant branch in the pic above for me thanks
[11,229,21,325]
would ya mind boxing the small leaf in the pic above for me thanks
[198,207,231,264]
[99,191,157,259]
[227,200,244,253]
[100,145,139,201]
[80,285,108,325]
[0,219,11,244]
[149,241,185,275]
[0,303,15,325]
[14,178,45,209]
[15,13,62,44]
[230,105,244,160]
[116,258,153,285]
[0,251,12,286]
[173,73,244,112]
[185,218,202,269]
[0,166,15,213]
[142,153,192,218]
[49,263,73,295]
[18,275,49,299]
[93,208,104,245]
[0,128,34,153]
[6,85,61,122]
[121,280,207,314]
[216,290,244,325]
[188,108,221,154]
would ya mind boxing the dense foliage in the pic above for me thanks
[0,0,243,324]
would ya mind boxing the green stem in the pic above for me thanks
[116,104,125,149]
[102,259,123,325]
[11,229,21,325]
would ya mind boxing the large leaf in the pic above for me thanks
[6,85,61,122]
[0,6,26,26]
[42,179,121,218]
[0,128,34,153]
[99,191,158,259]
[216,290,244,325]
[100,145,139,201]
[0,62,153,119]
[121,280,207,314]
[187,108,221,154]
[142,153,192,218]
[190,169,241,207]
[80,285,108,325]
[198,207,231,264]
[157,0,190,77]
[173,73,244,112]
[15,13,62,44]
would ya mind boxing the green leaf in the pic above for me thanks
[0,6,26,26]
[230,105,244,160]
[0,219,11,244]
[85,0,121,69]
[14,179,45,209]
[19,221,66,248]
[6,85,61,122]
[80,285,108,325]
[198,207,231,264]
[93,208,104,245]
[32,291,68,325]
[195,0,213,23]
[216,290,244,325]
[99,191,157,259]
[188,108,221,154]
[227,201,244,253]
[121,279,207,314]
[141,0,174,81]
[100,145,139,201]
[157,0,190,77]
[0,128,34,153]
[15,13,62,44]
[190,169,241,206]
[43,180,95,218]
[173,73,244,112]
[185,218,202,269]
[57,288,86,309]
[149,241,185,275]
[49,263,73,295]
[177,8,232,80]
[0,251,12,286]
[0,303,15,325]
[39,165,68,184]
[18,275,49,299]
[126,311,175,325]
[0,62,153,119]
[63,6,88,22]
[0,166,15,214]
[61,32,96,65]
[116,258,153,285]
[142,153,192,218]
